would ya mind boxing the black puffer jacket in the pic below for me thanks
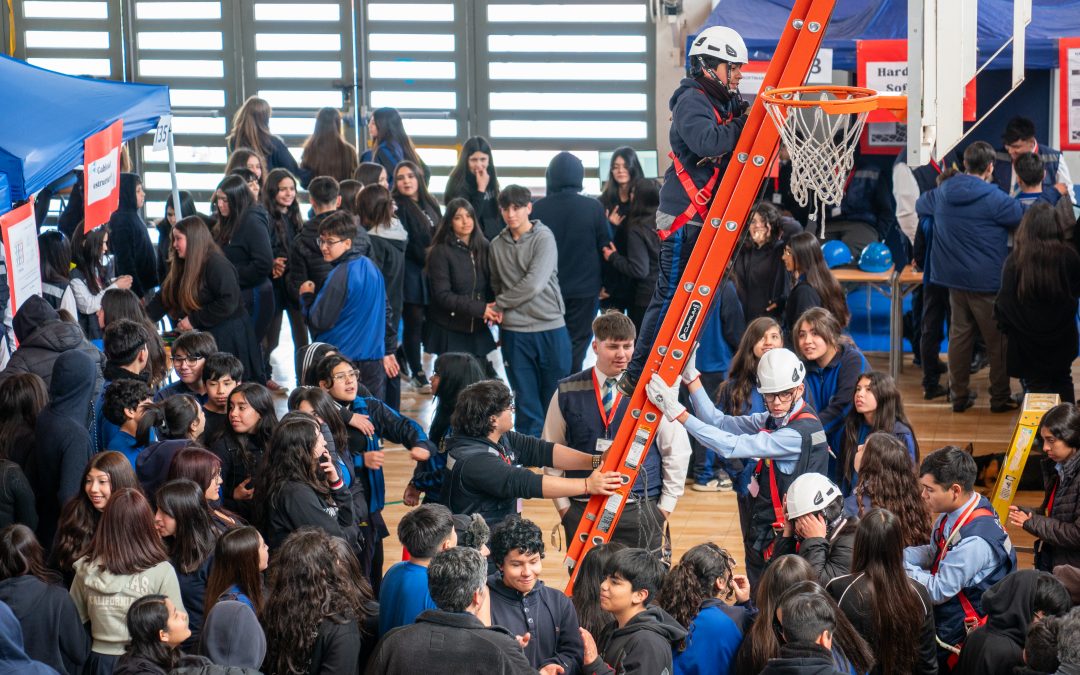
[2,295,104,392]
[425,236,492,334]
[1025,452,1080,570]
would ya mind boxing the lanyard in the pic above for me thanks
[932,496,982,573]
[1048,480,1060,515]
[592,370,621,433]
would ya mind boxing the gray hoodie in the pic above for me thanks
[69,558,184,656]
[489,220,566,332]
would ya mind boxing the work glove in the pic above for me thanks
[681,344,700,385]
[646,373,686,422]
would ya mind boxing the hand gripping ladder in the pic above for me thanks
[564,0,840,593]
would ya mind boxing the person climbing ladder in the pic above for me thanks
[618,24,750,395]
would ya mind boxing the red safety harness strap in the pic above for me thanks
[756,406,818,561]
[658,92,732,241]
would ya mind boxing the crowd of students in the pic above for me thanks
[0,22,1077,671]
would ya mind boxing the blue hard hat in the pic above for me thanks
[821,240,853,269]
[858,242,893,273]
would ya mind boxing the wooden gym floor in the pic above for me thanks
[272,350,1052,581]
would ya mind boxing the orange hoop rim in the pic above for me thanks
[760,84,906,116]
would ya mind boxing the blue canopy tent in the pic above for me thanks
[0,54,172,213]
[695,0,1080,71]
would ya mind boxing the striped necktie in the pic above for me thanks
[603,378,617,415]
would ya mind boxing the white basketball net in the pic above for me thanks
[762,90,870,231]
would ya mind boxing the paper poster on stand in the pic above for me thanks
[0,199,42,317]
[83,119,123,234]
[857,39,976,155]
[1059,38,1080,151]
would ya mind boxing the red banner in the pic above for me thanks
[0,198,42,321]
[83,119,123,234]
[1059,37,1080,151]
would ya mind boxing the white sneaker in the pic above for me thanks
[691,478,733,492]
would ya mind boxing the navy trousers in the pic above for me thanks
[501,327,572,436]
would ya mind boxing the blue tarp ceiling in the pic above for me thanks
[0,54,170,201]
[696,0,1080,72]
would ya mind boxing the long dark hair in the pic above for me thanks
[599,147,644,210]
[445,136,499,200]
[213,174,255,246]
[841,371,917,484]
[717,317,782,415]
[156,479,218,574]
[168,448,225,502]
[1012,201,1079,303]
[255,415,327,532]
[288,387,349,460]
[262,528,373,675]
[786,232,850,327]
[54,452,140,576]
[101,288,168,387]
[71,225,110,295]
[225,147,265,182]
[262,168,303,248]
[228,96,274,159]
[571,542,626,636]
[748,201,784,247]
[84,488,167,575]
[1038,403,1080,450]
[428,198,488,266]
[161,216,219,317]
[658,542,736,646]
[205,526,265,616]
[777,582,875,673]
[123,595,179,670]
[428,353,488,446]
[39,230,72,284]
[220,383,279,475]
[847,508,926,675]
[854,432,931,546]
[393,159,440,221]
[369,107,423,167]
[0,373,47,463]
[625,178,660,230]
[735,555,816,674]
[163,190,197,224]
[0,524,60,584]
[301,107,358,181]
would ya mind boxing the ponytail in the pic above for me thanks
[136,404,164,446]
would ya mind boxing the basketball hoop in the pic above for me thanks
[760,85,905,233]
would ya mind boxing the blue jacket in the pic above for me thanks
[1016,188,1060,212]
[659,79,747,221]
[803,343,868,464]
[301,249,393,361]
[695,280,745,376]
[379,561,436,636]
[673,599,751,675]
[531,152,610,298]
[916,174,1022,292]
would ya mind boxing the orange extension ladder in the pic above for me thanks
[564,0,840,593]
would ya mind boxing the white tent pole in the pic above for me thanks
[166,126,181,221]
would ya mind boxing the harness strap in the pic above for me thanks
[757,406,820,561]
[657,91,730,241]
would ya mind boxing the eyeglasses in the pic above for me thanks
[172,355,205,366]
[317,237,345,249]
[331,369,360,383]
[505,402,516,412]
[763,390,797,404]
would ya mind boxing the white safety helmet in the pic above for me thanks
[756,348,805,394]
[688,26,749,66]
[785,473,842,520]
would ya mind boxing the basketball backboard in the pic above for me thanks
[907,0,1032,165]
